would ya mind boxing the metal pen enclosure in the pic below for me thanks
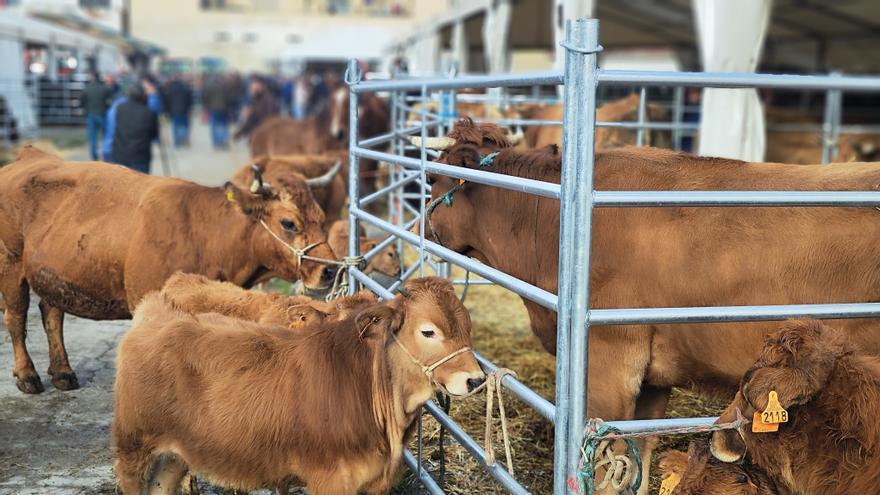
[346,18,880,495]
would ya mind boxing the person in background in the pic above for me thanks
[292,72,311,119]
[234,76,280,141]
[226,72,246,123]
[281,75,294,116]
[307,70,329,116]
[81,70,113,160]
[103,79,162,163]
[109,81,159,173]
[163,75,194,147]
[202,74,230,149]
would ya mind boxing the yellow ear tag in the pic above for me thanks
[751,411,779,433]
[225,189,237,203]
[658,472,681,495]
[761,390,789,424]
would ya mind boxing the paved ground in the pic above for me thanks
[0,119,254,494]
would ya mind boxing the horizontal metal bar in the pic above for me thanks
[354,69,880,96]
[350,267,395,300]
[453,278,495,286]
[592,191,880,207]
[352,208,559,311]
[386,259,423,294]
[352,70,564,93]
[403,450,446,495]
[359,172,420,207]
[424,401,531,495]
[588,302,880,326]
[604,417,718,434]
[596,121,699,131]
[474,352,556,423]
[362,217,419,262]
[599,69,880,92]
[353,148,561,200]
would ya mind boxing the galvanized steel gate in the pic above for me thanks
[346,18,880,495]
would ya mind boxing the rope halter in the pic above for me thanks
[391,333,472,385]
[426,151,501,245]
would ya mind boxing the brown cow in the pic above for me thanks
[765,107,880,164]
[0,147,337,394]
[711,320,880,494]
[327,220,401,287]
[422,118,880,493]
[113,277,485,494]
[249,115,334,157]
[159,272,378,330]
[658,442,784,495]
[523,94,671,150]
[232,152,347,228]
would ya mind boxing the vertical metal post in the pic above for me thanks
[346,59,362,294]
[672,86,684,152]
[821,72,842,165]
[555,18,600,495]
[418,84,428,277]
[636,86,647,146]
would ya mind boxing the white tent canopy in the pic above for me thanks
[694,0,772,161]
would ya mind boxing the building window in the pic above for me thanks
[243,32,258,43]
[214,31,230,42]
[80,0,111,7]
[200,0,227,9]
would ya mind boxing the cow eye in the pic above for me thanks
[280,219,298,233]
[421,329,436,338]
[734,473,748,484]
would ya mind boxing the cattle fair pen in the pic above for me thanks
[343,18,880,495]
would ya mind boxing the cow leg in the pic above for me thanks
[632,385,672,495]
[114,439,155,495]
[38,300,79,390]
[585,326,653,495]
[147,455,189,495]
[2,278,42,394]
[308,473,358,495]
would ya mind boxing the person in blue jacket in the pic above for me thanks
[102,79,162,164]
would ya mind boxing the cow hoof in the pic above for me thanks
[16,374,45,394]
[51,372,80,391]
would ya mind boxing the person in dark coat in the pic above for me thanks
[233,76,280,140]
[202,74,230,149]
[163,76,194,147]
[112,82,159,174]
[81,70,113,160]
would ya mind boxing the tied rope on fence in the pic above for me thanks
[571,409,748,495]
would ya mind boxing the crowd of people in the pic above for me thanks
[80,67,345,173]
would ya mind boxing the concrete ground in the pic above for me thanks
[0,118,255,494]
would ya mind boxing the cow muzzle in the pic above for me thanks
[710,427,747,464]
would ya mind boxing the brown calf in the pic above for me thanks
[159,272,377,330]
[711,320,880,494]
[658,442,784,495]
[113,277,485,494]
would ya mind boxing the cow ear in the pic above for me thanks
[224,182,262,216]
[355,303,404,341]
[742,367,815,410]
[657,449,687,478]
[444,145,481,169]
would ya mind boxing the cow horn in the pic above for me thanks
[305,159,342,188]
[408,136,455,150]
[250,164,264,194]
[507,128,524,145]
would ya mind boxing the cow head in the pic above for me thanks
[223,166,338,290]
[355,277,484,408]
[412,118,521,254]
[711,319,852,463]
[659,442,781,495]
[839,135,880,162]
[284,303,328,330]
[329,86,349,141]
[327,220,401,288]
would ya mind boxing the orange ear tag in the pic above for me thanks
[761,391,789,424]
[751,411,779,433]
[658,472,681,495]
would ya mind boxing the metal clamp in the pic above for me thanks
[558,41,604,55]
[344,60,363,85]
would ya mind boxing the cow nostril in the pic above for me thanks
[466,377,486,392]
[321,266,338,283]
